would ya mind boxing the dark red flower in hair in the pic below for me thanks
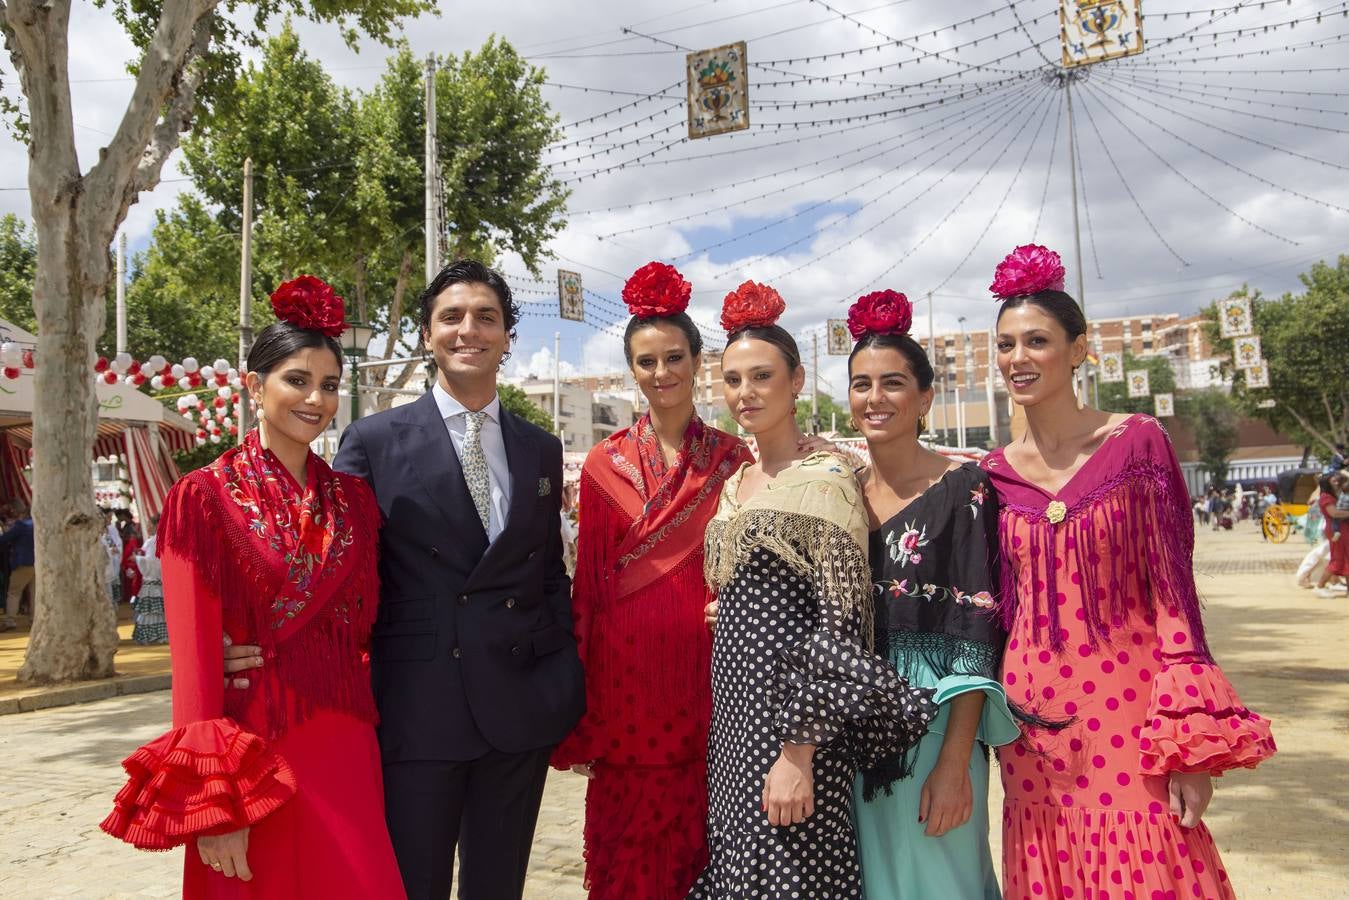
[269,275,348,338]
[621,261,691,318]
[847,290,912,340]
[720,281,785,333]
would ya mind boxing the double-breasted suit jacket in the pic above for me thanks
[334,390,585,763]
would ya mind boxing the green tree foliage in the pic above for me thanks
[499,382,555,433]
[796,393,859,436]
[1180,388,1240,487]
[1096,352,1176,415]
[0,214,37,333]
[1202,257,1349,456]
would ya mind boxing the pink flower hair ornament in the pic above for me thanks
[989,244,1066,300]
[847,290,913,341]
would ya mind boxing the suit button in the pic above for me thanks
[457,594,469,606]
[430,546,440,558]
[452,647,462,659]
[504,597,516,609]
[510,645,521,656]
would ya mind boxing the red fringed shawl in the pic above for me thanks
[157,432,382,739]
[982,414,1211,658]
[553,414,751,768]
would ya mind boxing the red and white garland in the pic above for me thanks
[1,344,248,446]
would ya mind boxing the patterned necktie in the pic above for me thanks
[462,410,492,534]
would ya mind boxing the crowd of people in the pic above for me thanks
[98,247,1279,900]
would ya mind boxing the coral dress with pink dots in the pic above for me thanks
[982,414,1276,900]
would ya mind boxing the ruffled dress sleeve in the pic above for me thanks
[1138,600,1276,776]
[1136,424,1276,776]
[771,526,937,771]
[100,543,295,850]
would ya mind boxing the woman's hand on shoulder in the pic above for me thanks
[796,435,840,456]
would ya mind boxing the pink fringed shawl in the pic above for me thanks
[981,415,1211,658]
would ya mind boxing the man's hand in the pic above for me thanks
[223,634,263,690]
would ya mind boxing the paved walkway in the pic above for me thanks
[0,527,1343,898]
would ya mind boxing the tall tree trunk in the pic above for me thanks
[4,0,218,682]
[20,212,120,682]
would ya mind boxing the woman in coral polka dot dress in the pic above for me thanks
[981,245,1277,900]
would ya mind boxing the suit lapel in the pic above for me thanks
[396,392,489,549]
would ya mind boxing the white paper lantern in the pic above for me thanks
[171,363,185,379]
[112,351,133,374]
[213,358,231,372]
[209,434,221,444]
[0,342,20,367]
[182,357,199,374]
[147,354,167,371]
[217,386,232,399]
[177,376,191,390]
[149,375,164,390]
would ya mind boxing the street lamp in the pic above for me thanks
[341,321,374,423]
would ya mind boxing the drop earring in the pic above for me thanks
[1072,368,1084,411]
[255,397,270,450]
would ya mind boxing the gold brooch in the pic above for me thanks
[1045,500,1067,524]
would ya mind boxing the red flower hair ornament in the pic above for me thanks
[720,280,786,333]
[269,275,348,338]
[989,244,1066,300]
[847,290,912,340]
[622,261,692,318]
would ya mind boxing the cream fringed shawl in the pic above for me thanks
[704,451,874,644]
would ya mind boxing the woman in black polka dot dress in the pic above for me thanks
[690,284,936,898]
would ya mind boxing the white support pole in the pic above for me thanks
[115,232,127,355]
[237,157,254,443]
[956,385,966,449]
[986,328,999,446]
[811,332,819,434]
[552,331,561,436]
[1065,73,1089,401]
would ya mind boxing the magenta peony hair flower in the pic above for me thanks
[846,290,913,340]
[989,244,1066,300]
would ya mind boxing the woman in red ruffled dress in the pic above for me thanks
[101,277,405,898]
[550,262,753,899]
[981,245,1276,900]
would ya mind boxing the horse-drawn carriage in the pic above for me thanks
[1261,467,1321,543]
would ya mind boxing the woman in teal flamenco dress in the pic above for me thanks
[845,290,1019,900]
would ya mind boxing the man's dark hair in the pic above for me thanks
[418,259,520,344]
[247,321,343,375]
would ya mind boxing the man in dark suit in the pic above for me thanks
[333,260,585,898]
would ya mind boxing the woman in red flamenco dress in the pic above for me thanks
[982,245,1276,900]
[101,277,405,898]
[550,262,753,899]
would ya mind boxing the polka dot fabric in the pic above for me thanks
[987,422,1275,900]
[690,547,935,898]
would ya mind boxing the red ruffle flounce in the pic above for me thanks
[1139,662,1276,776]
[100,718,296,850]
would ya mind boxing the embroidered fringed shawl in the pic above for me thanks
[981,414,1211,658]
[705,451,876,646]
[552,415,750,769]
[157,431,382,739]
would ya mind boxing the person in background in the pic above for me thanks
[132,514,166,645]
[101,507,122,606]
[1315,472,1349,597]
[117,511,143,608]
[1325,441,1345,474]
[0,501,34,632]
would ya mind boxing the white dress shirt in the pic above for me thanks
[433,382,512,541]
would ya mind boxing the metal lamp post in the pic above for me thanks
[342,321,374,424]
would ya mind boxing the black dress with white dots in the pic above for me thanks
[689,546,937,898]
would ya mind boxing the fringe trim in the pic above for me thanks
[996,458,1211,657]
[158,474,381,740]
[881,630,1001,685]
[705,508,874,647]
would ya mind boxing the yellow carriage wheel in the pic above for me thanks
[1262,506,1291,543]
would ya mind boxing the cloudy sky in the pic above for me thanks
[4,1,1347,393]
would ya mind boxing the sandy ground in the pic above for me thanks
[0,525,1343,897]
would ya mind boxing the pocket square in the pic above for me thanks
[538,477,552,497]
